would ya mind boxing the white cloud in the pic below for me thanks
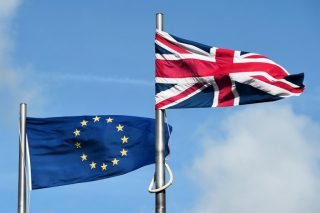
[0,0,20,94]
[0,0,20,59]
[0,0,44,120]
[0,0,21,19]
[189,105,320,213]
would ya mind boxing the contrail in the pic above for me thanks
[43,73,154,86]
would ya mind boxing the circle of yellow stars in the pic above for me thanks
[73,116,129,172]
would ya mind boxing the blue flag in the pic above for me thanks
[26,115,171,190]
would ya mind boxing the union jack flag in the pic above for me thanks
[155,30,304,110]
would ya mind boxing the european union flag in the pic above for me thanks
[26,115,172,190]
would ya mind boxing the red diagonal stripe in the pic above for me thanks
[156,33,190,54]
[224,63,288,77]
[156,83,206,109]
[252,75,304,94]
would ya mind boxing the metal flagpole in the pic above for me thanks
[18,103,27,213]
[155,13,166,213]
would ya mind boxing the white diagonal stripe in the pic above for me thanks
[230,72,302,97]
[157,83,212,109]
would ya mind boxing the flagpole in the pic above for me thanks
[18,103,27,213]
[155,13,166,213]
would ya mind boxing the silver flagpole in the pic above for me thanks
[155,13,166,213]
[18,103,27,213]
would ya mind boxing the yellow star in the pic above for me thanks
[80,154,87,161]
[90,161,96,169]
[101,163,107,171]
[80,120,88,127]
[93,116,101,122]
[121,136,129,143]
[73,129,80,137]
[106,117,113,123]
[112,158,119,166]
[116,124,124,132]
[75,142,81,149]
[120,148,128,157]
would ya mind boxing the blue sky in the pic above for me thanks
[1,0,320,212]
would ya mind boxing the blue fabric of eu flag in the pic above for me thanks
[26,115,172,190]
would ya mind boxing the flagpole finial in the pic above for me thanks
[156,13,164,31]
